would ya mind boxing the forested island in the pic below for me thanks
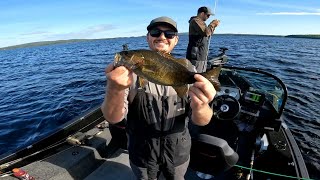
[285,34,320,39]
[1,34,319,51]
[0,39,92,50]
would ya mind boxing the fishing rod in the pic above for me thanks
[213,0,218,16]
[207,0,219,57]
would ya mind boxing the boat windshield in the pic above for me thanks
[221,67,287,116]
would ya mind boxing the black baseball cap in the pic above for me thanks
[147,16,178,32]
[198,6,214,15]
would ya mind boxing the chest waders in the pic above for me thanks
[126,88,191,179]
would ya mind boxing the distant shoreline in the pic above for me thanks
[285,34,320,39]
[1,34,319,50]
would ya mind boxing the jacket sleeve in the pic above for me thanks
[192,18,215,37]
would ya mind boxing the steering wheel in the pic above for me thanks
[211,95,241,120]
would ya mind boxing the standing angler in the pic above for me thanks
[101,16,217,179]
[186,6,220,73]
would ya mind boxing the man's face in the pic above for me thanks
[202,12,210,21]
[147,25,178,53]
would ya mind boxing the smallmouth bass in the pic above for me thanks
[114,49,221,97]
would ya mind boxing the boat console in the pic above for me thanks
[212,68,284,132]
[189,48,291,178]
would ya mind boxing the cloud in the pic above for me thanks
[16,24,116,40]
[20,31,50,36]
[257,12,320,16]
[61,24,116,38]
[83,24,116,34]
[242,0,318,12]
[41,24,117,40]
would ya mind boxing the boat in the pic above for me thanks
[0,48,310,180]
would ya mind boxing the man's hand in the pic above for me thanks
[188,74,216,126]
[101,63,133,124]
[209,19,220,28]
[105,63,133,91]
[189,74,216,108]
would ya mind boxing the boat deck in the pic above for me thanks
[2,124,203,180]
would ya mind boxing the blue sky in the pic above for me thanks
[0,0,319,48]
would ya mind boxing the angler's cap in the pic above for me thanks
[147,16,178,32]
[198,6,214,15]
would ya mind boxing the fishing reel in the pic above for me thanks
[207,47,229,69]
[122,44,129,51]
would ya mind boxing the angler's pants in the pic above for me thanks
[190,60,207,73]
[130,157,190,180]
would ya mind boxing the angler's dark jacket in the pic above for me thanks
[124,76,191,179]
[186,16,215,62]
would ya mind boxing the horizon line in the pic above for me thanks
[1,33,319,50]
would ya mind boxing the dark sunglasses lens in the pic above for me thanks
[149,29,161,37]
[149,29,176,39]
[164,31,176,39]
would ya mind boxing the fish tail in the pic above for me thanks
[201,66,222,91]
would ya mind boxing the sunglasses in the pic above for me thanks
[149,29,177,39]
[206,14,211,18]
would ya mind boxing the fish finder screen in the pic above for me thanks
[244,92,262,103]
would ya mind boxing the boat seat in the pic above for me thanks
[189,134,239,176]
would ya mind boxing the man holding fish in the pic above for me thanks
[101,16,220,179]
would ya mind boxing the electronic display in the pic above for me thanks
[243,91,264,106]
[245,92,261,102]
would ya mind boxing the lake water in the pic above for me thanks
[0,34,319,179]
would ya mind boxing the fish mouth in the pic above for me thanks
[114,53,121,67]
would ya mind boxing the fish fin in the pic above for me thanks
[158,51,182,61]
[157,51,175,60]
[158,51,195,71]
[139,78,148,88]
[175,58,195,71]
[173,85,189,98]
[201,66,222,91]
